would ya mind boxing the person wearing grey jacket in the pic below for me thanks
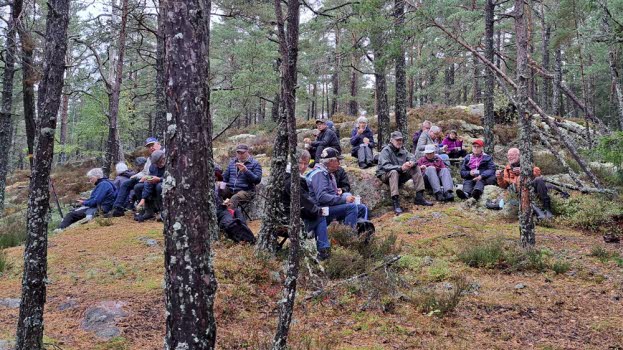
[376,131,433,215]
[415,125,450,165]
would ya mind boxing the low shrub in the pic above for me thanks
[551,260,571,274]
[408,105,482,128]
[534,152,567,175]
[325,246,366,279]
[457,239,506,268]
[0,250,8,274]
[589,246,620,263]
[553,194,623,234]
[412,275,470,317]
[494,125,518,145]
[459,238,560,273]
[0,213,27,249]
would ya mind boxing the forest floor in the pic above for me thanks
[0,200,622,350]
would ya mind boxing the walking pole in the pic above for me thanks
[50,179,64,218]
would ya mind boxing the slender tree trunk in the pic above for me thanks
[154,3,167,143]
[408,44,415,109]
[540,3,551,114]
[552,47,563,116]
[473,56,481,102]
[271,0,301,348]
[371,32,390,151]
[104,0,129,176]
[483,0,495,154]
[272,92,280,122]
[495,29,502,68]
[514,0,535,247]
[16,0,70,348]
[601,9,623,128]
[162,0,218,348]
[17,18,37,168]
[59,45,72,164]
[0,0,20,214]
[312,80,317,118]
[349,37,358,116]
[394,0,408,137]
[331,27,340,117]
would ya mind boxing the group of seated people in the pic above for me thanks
[57,117,559,259]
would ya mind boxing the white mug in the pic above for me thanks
[321,207,329,216]
[354,196,361,205]
[219,182,226,190]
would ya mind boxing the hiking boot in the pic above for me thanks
[434,191,445,202]
[531,204,547,220]
[456,189,468,200]
[414,191,433,206]
[392,195,403,215]
[109,207,125,218]
[317,248,331,261]
[359,162,367,169]
[472,189,483,200]
[137,207,155,222]
[444,191,454,202]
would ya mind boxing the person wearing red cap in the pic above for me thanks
[456,139,497,200]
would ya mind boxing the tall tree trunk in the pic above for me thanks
[272,92,280,122]
[394,0,408,138]
[271,0,301,348]
[371,32,390,151]
[408,44,415,108]
[514,0,535,247]
[572,0,592,147]
[154,3,167,143]
[483,0,495,154]
[444,65,451,105]
[349,37,358,116]
[473,56,481,102]
[540,4,551,114]
[601,8,623,128]
[162,0,218,348]
[17,18,37,169]
[312,80,317,118]
[0,0,20,214]
[104,0,130,176]
[59,45,72,164]
[16,0,70,348]
[552,47,563,116]
[331,27,340,117]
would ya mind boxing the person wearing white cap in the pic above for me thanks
[416,144,455,202]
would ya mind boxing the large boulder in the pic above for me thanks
[228,134,257,143]
[345,166,420,211]
[81,301,129,340]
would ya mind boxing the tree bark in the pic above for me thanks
[472,56,481,102]
[483,0,495,155]
[17,17,37,169]
[104,0,129,177]
[59,45,72,164]
[0,0,20,214]
[601,8,623,128]
[394,0,408,138]
[371,32,390,151]
[349,35,358,116]
[272,0,301,348]
[408,44,415,108]
[514,0,536,247]
[330,27,339,117]
[552,47,563,116]
[16,0,70,348]
[540,3,551,114]
[154,2,167,143]
[161,0,218,348]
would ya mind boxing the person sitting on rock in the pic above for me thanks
[350,116,375,168]
[496,147,553,219]
[58,168,116,230]
[306,147,368,228]
[304,119,341,162]
[456,139,497,200]
[214,163,255,244]
[441,130,467,159]
[417,144,455,202]
[415,125,450,165]
[110,138,162,217]
[376,131,433,215]
[112,162,136,190]
[135,150,166,222]
[412,120,431,152]
[220,144,263,209]
[334,165,351,197]
[283,150,331,260]
[326,120,340,138]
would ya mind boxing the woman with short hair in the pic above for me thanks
[349,116,375,168]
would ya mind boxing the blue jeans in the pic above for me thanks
[114,177,139,209]
[326,203,368,228]
[305,216,330,250]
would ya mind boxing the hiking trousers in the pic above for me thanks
[462,176,497,195]
[379,168,425,198]
[424,167,454,194]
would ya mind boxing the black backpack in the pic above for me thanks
[356,219,375,244]
[223,219,256,244]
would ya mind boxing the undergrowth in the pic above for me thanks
[0,213,27,249]
[589,246,622,266]
[412,275,470,317]
[552,193,623,235]
[0,250,8,274]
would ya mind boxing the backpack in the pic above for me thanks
[223,219,256,244]
[356,219,375,244]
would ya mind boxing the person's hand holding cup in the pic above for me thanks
[354,196,361,205]
[363,137,369,145]
[346,195,356,203]
[321,207,329,216]
[512,167,521,175]
[496,169,502,177]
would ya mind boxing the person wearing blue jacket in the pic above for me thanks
[136,150,166,222]
[306,147,367,228]
[221,144,263,209]
[350,116,375,168]
[59,168,116,229]
[456,139,497,200]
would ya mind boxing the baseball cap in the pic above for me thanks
[235,144,249,152]
[390,131,404,140]
[145,137,158,147]
[315,118,326,124]
[150,150,165,163]
[472,139,484,147]
[319,147,343,160]
[423,144,436,154]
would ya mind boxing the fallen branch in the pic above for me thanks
[212,114,240,141]
[304,255,402,301]
[543,178,617,195]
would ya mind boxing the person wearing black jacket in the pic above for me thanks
[304,119,341,162]
[334,166,351,194]
[283,150,331,261]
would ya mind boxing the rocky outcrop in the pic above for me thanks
[81,301,129,340]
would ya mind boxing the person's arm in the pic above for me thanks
[497,167,510,189]
[460,157,472,179]
[244,161,262,184]
[337,169,351,193]
[350,128,362,146]
[366,129,375,147]
[480,157,497,178]
[378,149,402,173]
